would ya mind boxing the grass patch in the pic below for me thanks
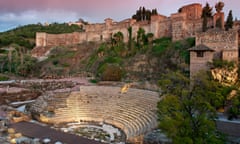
[152,37,171,55]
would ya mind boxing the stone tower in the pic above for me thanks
[189,44,215,77]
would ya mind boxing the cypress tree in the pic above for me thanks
[225,10,233,31]
[202,3,213,32]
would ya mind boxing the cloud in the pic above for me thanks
[0,10,83,31]
[0,0,239,32]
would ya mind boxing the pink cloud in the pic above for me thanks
[0,0,239,32]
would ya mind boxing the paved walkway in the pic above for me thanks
[216,113,240,137]
[10,122,103,144]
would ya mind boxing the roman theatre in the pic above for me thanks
[28,85,161,143]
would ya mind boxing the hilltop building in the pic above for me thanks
[189,4,239,78]
[33,3,206,57]
[32,3,239,79]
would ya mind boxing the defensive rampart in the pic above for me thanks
[35,3,205,49]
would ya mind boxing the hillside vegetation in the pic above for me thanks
[0,25,194,81]
[0,23,81,49]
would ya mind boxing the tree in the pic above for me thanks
[137,28,146,47]
[157,71,226,144]
[112,31,124,47]
[216,18,222,29]
[127,27,133,51]
[202,3,213,32]
[142,7,146,20]
[132,7,158,21]
[225,10,233,31]
[152,9,158,15]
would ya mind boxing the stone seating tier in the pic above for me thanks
[35,86,160,140]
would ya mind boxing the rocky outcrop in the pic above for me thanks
[211,66,238,86]
[125,54,159,81]
[26,92,69,122]
[31,46,53,60]
[8,111,30,123]
[0,87,41,105]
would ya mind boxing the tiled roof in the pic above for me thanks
[188,44,215,51]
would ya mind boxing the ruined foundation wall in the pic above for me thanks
[196,30,239,61]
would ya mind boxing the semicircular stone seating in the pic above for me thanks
[47,86,160,140]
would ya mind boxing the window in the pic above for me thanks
[196,51,204,57]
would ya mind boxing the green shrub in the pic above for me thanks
[212,59,235,69]
[52,59,59,65]
[152,37,171,55]
[186,37,195,47]
[104,56,122,64]
[101,64,122,81]
[0,75,9,81]
[89,79,98,83]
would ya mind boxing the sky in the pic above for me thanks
[0,0,239,32]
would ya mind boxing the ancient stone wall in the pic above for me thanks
[36,32,81,47]
[158,19,172,38]
[171,13,187,41]
[222,50,239,62]
[36,3,207,48]
[186,19,202,37]
[35,3,237,59]
[85,23,106,32]
[196,29,238,61]
[171,3,204,41]
[180,3,202,20]
[36,32,47,47]
[150,15,171,38]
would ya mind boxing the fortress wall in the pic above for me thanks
[158,19,172,38]
[111,22,131,30]
[150,15,169,38]
[131,25,140,39]
[45,32,81,46]
[150,21,159,38]
[85,23,106,32]
[223,50,239,62]
[142,25,151,34]
[171,20,187,41]
[86,31,102,42]
[101,30,112,42]
[36,3,238,56]
[79,32,87,43]
[196,30,239,61]
[36,32,47,47]
[185,19,202,37]
[180,3,202,20]
[171,13,187,41]
[46,34,63,46]
[36,32,84,47]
